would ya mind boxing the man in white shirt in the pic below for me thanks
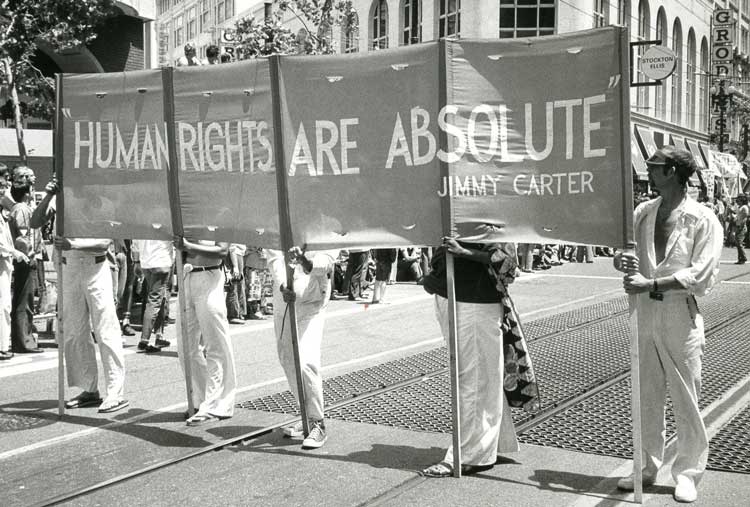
[31,179,128,413]
[132,239,175,352]
[615,147,723,503]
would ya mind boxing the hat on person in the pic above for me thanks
[645,150,669,166]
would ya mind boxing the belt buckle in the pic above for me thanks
[649,291,663,301]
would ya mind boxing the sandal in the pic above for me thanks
[421,462,453,478]
[186,413,219,426]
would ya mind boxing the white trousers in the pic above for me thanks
[177,269,236,418]
[435,296,519,466]
[637,292,707,483]
[275,302,325,421]
[0,264,12,352]
[61,254,125,403]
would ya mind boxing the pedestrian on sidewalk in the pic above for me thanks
[31,179,128,413]
[421,238,540,477]
[734,194,748,264]
[269,247,336,449]
[371,248,397,304]
[614,146,723,503]
[175,236,237,426]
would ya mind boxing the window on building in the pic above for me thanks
[371,0,388,49]
[225,0,234,20]
[636,0,650,109]
[402,0,422,45]
[655,8,667,119]
[594,0,609,28]
[158,0,170,15]
[342,11,360,53]
[201,0,211,32]
[187,6,197,40]
[216,1,225,23]
[742,27,749,55]
[618,0,630,26]
[439,0,461,38]
[670,19,683,125]
[174,14,184,48]
[686,30,696,129]
[499,0,555,39]
[699,38,708,131]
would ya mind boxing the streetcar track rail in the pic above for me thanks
[29,279,750,506]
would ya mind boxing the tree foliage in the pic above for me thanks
[0,0,115,159]
[234,0,358,58]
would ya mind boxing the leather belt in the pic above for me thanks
[189,264,222,273]
[62,255,107,265]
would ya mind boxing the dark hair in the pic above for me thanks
[206,45,220,58]
[220,53,231,63]
[655,145,696,186]
[10,182,29,201]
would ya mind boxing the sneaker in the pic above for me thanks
[228,318,245,325]
[674,475,697,503]
[302,420,327,449]
[617,467,658,491]
[283,420,304,439]
[121,323,136,336]
[137,341,149,351]
[65,391,102,409]
[155,337,171,348]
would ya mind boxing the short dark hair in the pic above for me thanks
[206,45,220,58]
[220,53,231,63]
[648,145,696,186]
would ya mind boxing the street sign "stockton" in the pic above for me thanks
[639,45,677,81]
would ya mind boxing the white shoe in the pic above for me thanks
[282,420,304,439]
[673,475,697,503]
[302,420,327,449]
[616,468,657,491]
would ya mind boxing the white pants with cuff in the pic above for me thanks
[435,296,519,467]
[177,269,236,418]
[61,253,125,404]
[637,291,707,484]
[0,263,12,352]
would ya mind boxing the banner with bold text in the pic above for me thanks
[443,29,630,246]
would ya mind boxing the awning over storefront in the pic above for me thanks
[635,125,658,157]
[699,142,721,177]
[631,131,648,181]
[686,139,708,171]
[670,134,702,187]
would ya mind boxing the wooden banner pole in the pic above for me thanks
[54,73,65,417]
[161,67,194,415]
[270,55,310,436]
[619,26,642,503]
[438,39,461,478]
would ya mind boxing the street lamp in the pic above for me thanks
[710,80,736,152]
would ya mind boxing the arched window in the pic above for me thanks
[594,0,609,28]
[402,0,422,45]
[439,0,461,38]
[371,0,388,50]
[699,38,709,131]
[655,8,667,119]
[686,29,696,129]
[499,0,555,38]
[618,0,630,26]
[636,0,650,108]
[671,19,683,124]
[341,11,360,53]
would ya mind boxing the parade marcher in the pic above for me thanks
[226,243,247,325]
[614,146,723,503]
[175,236,237,425]
[132,239,174,353]
[0,165,27,360]
[421,238,539,477]
[31,179,129,413]
[269,247,336,449]
[735,193,748,264]
[176,43,202,67]
[344,248,368,300]
[8,166,43,353]
[205,44,220,65]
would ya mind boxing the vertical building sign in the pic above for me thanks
[712,9,735,145]
[159,22,170,67]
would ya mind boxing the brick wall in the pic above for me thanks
[88,15,145,72]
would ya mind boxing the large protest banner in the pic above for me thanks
[61,69,173,239]
[275,43,444,249]
[172,59,280,247]
[443,28,631,247]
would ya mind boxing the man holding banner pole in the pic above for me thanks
[269,246,336,449]
[174,236,237,426]
[614,146,723,503]
[420,238,539,477]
